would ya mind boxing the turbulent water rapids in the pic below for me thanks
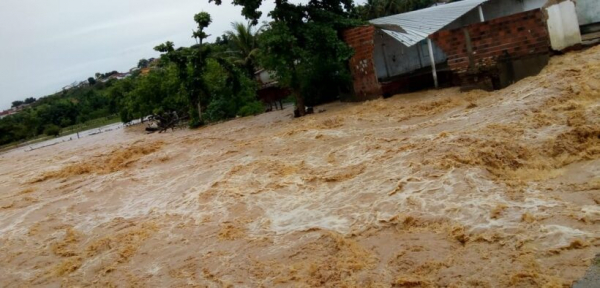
[1,46,599,287]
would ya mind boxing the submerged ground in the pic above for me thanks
[0,46,599,287]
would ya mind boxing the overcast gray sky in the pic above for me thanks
[0,0,298,110]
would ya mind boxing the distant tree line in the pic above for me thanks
[1,0,443,146]
[0,17,266,145]
[94,71,119,80]
[11,97,36,108]
[0,81,117,145]
[355,0,462,20]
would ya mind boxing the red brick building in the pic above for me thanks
[343,0,583,98]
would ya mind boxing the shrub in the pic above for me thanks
[44,124,61,137]
[238,101,264,117]
[206,97,233,122]
[189,118,204,128]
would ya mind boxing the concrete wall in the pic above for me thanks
[522,0,548,11]
[372,32,447,80]
[545,0,582,50]
[255,70,276,87]
[342,26,382,100]
[576,0,600,26]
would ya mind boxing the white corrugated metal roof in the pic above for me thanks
[369,0,489,47]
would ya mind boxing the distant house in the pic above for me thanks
[0,104,29,119]
[254,69,290,110]
[77,81,89,88]
[107,72,132,81]
[115,73,131,80]
[0,110,11,119]
[343,0,589,99]
[14,104,30,111]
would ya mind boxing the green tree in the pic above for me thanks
[192,12,213,45]
[138,59,150,68]
[43,124,61,137]
[0,66,125,145]
[11,100,24,108]
[203,58,260,121]
[107,77,136,122]
[213,0,358,116]
[215,34,231,46]
[155,12,213,126]
[126,65,187,121]
[88,77,97,85]
[226,22,261,76]
[356,0,439,20]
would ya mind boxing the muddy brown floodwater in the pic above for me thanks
[1,46,599,287]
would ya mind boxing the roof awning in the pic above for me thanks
[369,0,489,47]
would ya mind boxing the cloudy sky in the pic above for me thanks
[0,0,335,110]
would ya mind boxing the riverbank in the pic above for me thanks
[0,116,122,154]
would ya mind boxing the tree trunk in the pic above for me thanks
[295,90,305,117]
[197,101,203,122]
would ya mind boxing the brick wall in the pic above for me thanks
[343,26,381,101]
[430,9,550,79]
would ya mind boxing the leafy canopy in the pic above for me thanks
[226,22,261,76]
[212,0,359,115]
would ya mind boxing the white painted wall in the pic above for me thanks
[370,0,577,80]
[545,0,582,50]
[255,70,275,85]
[576,0,600,25]
[373,32,447,80]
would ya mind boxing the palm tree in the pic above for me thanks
[225,22,261,76]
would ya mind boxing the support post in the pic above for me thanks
[381,43,391,79]
[463,29,475,71]
[478,5,485,22]
[427,38,438,88]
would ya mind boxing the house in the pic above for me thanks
[0,104,28,119]
[108,72,132,81]
[344,0,590,99]
[77,81,89,88]
[116,73,132,80]
[254,69,290,110]
[14,103,30,111]
[0,110,12,119]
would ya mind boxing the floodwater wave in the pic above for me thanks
[0,46,599,287]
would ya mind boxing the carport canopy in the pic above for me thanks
[369,0,488,48]
[369,0,489,88]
